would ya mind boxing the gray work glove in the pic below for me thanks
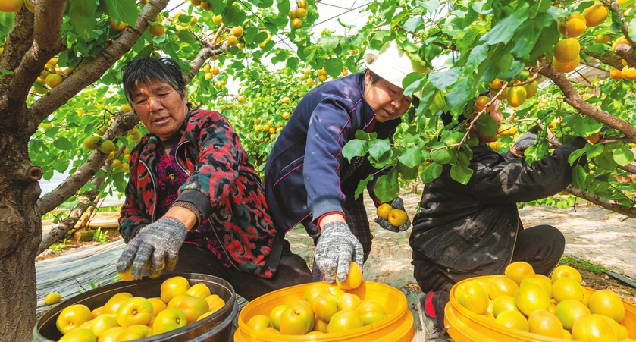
[315,221,364,283]
[374,197,412,232]
[513,126,540,152]
[117,217,187,280]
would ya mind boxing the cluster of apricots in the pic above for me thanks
[53,276,225,342]
[453,261,633,341]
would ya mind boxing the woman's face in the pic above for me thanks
[130,80,189,141]
[364,71,412,123]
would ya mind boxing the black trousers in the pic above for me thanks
[412,224,565,328]
[166,241,312,301]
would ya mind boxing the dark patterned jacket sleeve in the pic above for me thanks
[119,146,152,242]
[179,113,244,211]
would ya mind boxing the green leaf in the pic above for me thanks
[368,139,391,160]
[103,0,138,29]
[354,174,374,200]
[497,60,525,80]
[317,36,340,53]
[403,17,423,32]
[324,58,344,78]
[495,54,513,74]
[464,44,489,73]
[568,148,585,165]
[628,17,636,43]
[374,169,400,203]
[177,30,196,45]
[243,27,258,43]
[421,0,440,13]
[586,144,603,159]
[431,149,452,164]
[445,77,473,110]
[572,165,587,189]
[342,139,368,160]
[613,148,634,166]
[53,137,73,150]
[69,0,97,40]
[421,162,443,183]
[480,6,529,45]
[474,112,498,137]
[398,147,422,168]
[429,67,460,90]
[450,164,473,185]
[222,5,246,26]
[403,74,427,97]
[594,152,618,170]
[286,57,299,71]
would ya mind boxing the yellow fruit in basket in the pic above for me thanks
[492,295,519,318]
[177,296,209,324]
[356,300,387,325]
[91,306,103,319]
[115,324,152,341]
[89,314,118,337]
[204,294,225,313]
[515,283,550,316]
[475,277,492,294]
[602,315,628,341]
[279,302,315,335]
[152,308,187,335]
[99,327,126,342]
[311,292,339,322]
[270,304,288,330]
[328,285,345,299]
[455,280,489,315]
[336,262,363,290]
[59,327,96,342]
[167,294,191,309]
[505,262,535,285]
[326,309,364,333]
[528,309,563,338]
[103,294,132,315]
[147,297,167,318]
[588,289,625,323]
[495,310,529,332]
[562,329,573,340]
[262,327,281,334]
[185,283,211,299]
[161,276,190,304]
[488,277,519,300]
[338,293,362,311]
[521,275,552,298]
[551,265,582,283]
[246,314,272,331]
[582,288,591,306]
[304,282,331,305]
[552,278,584,303]
[45,292,62,305]
[571,314,617,341]
[377,203,393,219]
[555,299,591,331]
[313,317,328,333]
[115,297,154,327]
[57,304,93,334]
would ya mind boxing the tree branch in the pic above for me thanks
[0,7,34,76]
[538,65,636,143]
[604,0,636,46]
[4,0,67,116]
[615,44,636,68]
[26,0,171,134]
[581,46,624,70]
[619,164,636,175]
[565,186,636,218]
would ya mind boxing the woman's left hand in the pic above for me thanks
[374,197,411,232]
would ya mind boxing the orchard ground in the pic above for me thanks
[36,189,636,340]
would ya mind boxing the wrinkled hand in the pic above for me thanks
[374,197,412,232]
[315,221,364,283]
[117,217,187,280]
[513,126,540,152]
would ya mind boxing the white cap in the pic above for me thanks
[364,41,428,98]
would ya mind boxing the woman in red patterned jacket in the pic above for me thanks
[116,57,311,300]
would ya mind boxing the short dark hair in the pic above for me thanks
[367,69,383,84]
[122,57,186,104]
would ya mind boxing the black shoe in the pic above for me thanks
[417,293,453,342]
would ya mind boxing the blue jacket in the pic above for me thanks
[264,72,401,232]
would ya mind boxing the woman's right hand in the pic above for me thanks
[315,221,364,283]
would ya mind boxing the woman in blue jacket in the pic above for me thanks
[265,42,426,282]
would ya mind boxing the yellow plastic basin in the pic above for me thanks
[445,275,636,342]
[233,281,414,341]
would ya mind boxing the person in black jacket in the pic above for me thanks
[412,97,587,341]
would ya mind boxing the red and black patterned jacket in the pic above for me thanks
[119,109,278,278]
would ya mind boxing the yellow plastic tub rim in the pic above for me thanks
[446,275,636,342]
[234,281,415,342]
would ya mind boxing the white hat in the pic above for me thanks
[364,41,428,98]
